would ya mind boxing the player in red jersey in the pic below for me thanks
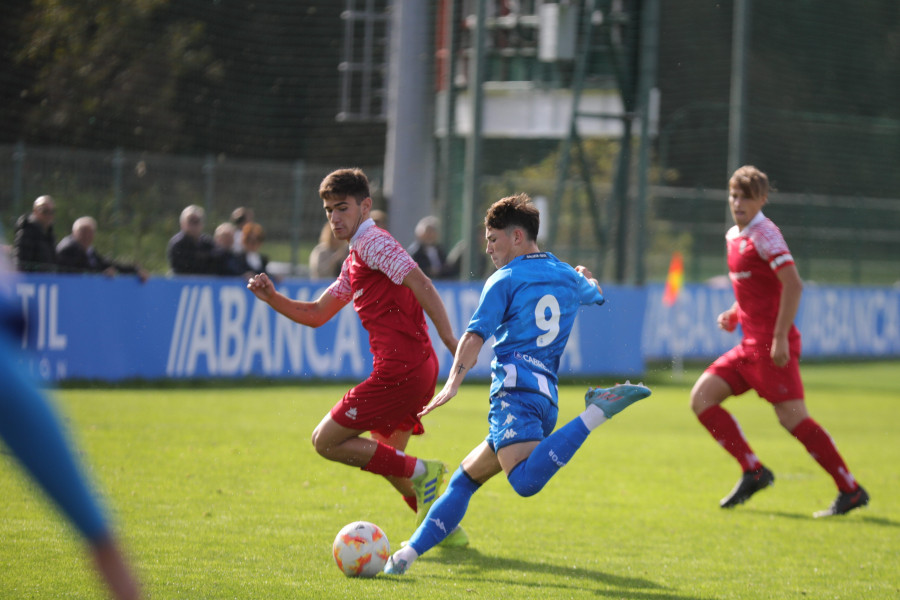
[690,165,868,517]
[248,168,466,543]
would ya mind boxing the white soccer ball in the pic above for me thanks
[332,521,390,577]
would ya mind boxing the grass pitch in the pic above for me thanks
[1,361,898,599]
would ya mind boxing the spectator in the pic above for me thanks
[167,205,215,275]
[237,222,272,277]
[210,222,246,276]
[230,206,255,253]
[407,216,450,279]
[13,195,57,272]
[56,217,149,282]
[309,222,348,279]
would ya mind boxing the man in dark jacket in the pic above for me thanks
[56,216,148,281]
[13,195,57,272]
[167,205,215,275]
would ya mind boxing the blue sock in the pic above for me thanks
[506,417,591,497]
[409,467,480,555]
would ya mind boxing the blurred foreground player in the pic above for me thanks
[690,165,868,517]
[384,194,650,575]
[0,262,140,599]
[247,168,467,544]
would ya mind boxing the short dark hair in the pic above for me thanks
[319,168,370,203]
[485,193,540,241]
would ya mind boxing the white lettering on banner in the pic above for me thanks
[332,306,364,374]
[642,286,736,359]
[167,284,369,377]
[799,288,900,356]
[219,286,247,373]
[242,298,273,372]
[560,316,582,371]
[15,283,67,351]
[186,286,217,373]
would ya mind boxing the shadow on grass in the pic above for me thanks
[749,509,899,527]
[405,547,714,600]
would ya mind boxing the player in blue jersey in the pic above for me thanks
[384,193,651,575]
[0,263,141,599]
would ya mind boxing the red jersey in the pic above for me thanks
[726,212,797,343]
[326,219,434,366]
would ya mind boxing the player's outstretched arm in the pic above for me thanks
[402,267,459,354]
[420,331,484,417]
[247,273,346,328]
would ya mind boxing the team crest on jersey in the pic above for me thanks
[739,239,748,254]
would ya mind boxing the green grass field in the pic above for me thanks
[2,362,898,599]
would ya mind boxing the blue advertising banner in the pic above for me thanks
[12,275,646,382]
[642,283,900,360]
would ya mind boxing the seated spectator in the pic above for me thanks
[167,205,215,275]
[13,195,57,272]
[56,217,149,282]
[210,222,247,276]
[309,223,348,279]
[230,206,255,253]
[237,222,273,277]
[407,215,450,279]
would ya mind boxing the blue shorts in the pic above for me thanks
[486,389,559,452]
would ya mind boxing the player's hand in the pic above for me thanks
[717,309,738,332]
[770,335,790,367]
[247,273,275,301]
[419,386,456,418]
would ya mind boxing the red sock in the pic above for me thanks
[791,418,858,493]
[361,441,417,478]
[697,405,762,472]
[402,495,417,512]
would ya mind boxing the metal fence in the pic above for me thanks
[3,142,898,285]
[1,143,383,274]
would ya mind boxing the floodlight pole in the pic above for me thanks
[461,0,487,281]
[727,0,750,178]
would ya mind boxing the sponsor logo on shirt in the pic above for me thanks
[353,288,364,301]
[729,270,752,281]
[514,351,550,373]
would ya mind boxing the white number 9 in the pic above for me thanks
[535,294,561,347]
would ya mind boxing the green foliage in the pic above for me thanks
[2,362,898,599]
[16,0,218,152]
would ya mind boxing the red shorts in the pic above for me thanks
[706,333,804,403]
[330,351,439,438]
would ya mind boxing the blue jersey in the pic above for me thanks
[466,252,604,404]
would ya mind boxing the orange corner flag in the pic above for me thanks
[662,251,684,306]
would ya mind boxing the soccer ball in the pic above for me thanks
[332,521,390,577]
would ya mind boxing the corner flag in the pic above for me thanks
[662,251,684,306]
